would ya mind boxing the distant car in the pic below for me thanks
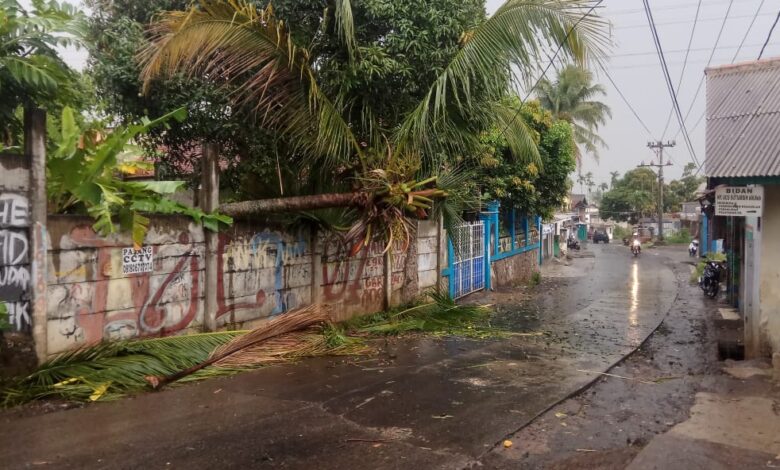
[593,231,609,244]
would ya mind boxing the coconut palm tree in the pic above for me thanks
[140,0,607,252]
[536,64,611,163]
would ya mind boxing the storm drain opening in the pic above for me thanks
[715,308,744,361]
[717,339,745,361]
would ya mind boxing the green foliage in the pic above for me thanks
[665,228,692,244]
[0,0,88,143]
[472,100,577,219]
[0,302,9,331]
[612,225,630,240]
[1,331,247,405]
[47,107,232,245]
[529,271,541,287]
[600,168,659,223]
[345,291,499,338]
[600,164,705,223]
[665,162,705,212]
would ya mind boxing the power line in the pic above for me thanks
[614,12,774,31]
[733,0,766,61]
[598,64,654,137]
[671,0,735,142]
[759,10,780,59]
[643,0,701,169]
[612,43,773,59]
[661,0,701,139]
[608,0,736,16]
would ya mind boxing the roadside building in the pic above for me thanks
[703,57,780,359]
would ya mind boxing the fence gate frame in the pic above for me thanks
[447,221,486,299]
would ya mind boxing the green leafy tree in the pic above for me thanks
[0,0,87,145]
[139,0,607,251]
[536,64,611,163]
[85,0,487,200]
[473,101,576,219]
[665,162,704,212]
[599,168,657,223]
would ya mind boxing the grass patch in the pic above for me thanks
[664,228,693,244]
[529,271,541,287]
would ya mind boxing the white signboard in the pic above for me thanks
[715,186,764,217]
[122,246,154,274]
[542,224,554,235]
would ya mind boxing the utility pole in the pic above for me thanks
[639,141,674,242]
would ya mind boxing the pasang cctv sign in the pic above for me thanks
[122,246,154,274]
[715,186,763,217]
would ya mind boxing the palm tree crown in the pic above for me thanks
[536,64,611,162]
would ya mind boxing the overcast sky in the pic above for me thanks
[60,0,780,186]
[485,0,780,186]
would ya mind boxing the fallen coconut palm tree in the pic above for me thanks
[1,296,496,406]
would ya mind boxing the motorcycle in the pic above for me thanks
[699,260,724,298]
[631,239,641,257]
[689,240,699,257]
[567,237,580,251]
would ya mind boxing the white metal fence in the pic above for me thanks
[451,221,485,298]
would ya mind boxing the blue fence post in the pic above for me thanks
[509,207,516,251]
[523,215,529,247]
[447,237,456,298]
[481,201,500,291]
[700,212,709,257]
[537,216,543,266]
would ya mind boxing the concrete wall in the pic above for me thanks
[43,216,439,356]
[759,186,780,355]
[491,250,539,288]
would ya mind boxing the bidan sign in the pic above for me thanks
[715,186,764,217]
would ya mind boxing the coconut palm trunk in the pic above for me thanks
[220,193,365,217]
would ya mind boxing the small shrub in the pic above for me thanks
[530,271,541,287]
[613,225,630,240]
[665,228,692,244]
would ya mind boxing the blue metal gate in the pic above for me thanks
[450,221,486,299]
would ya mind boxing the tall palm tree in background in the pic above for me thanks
[536,64,611,164]
[140,0,607,251]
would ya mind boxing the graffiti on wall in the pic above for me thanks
[49,227,201,351]
[321,238,405,310]
[0,193,31,331]
[48,225,311,352]
[217,231,308,320]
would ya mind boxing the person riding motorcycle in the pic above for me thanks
[631,233,641,256]
[689,239,699,257]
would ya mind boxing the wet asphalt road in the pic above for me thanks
[0,243,682,469]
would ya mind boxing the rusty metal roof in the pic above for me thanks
[705,57,780,178]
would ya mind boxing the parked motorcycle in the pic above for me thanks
[699,260,724,298]
[631,239,641,257]
[689,240,699,257]
[567,237,580,251]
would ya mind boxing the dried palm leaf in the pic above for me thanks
[145,304,332,389]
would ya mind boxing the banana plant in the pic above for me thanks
[47,107,232,247]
